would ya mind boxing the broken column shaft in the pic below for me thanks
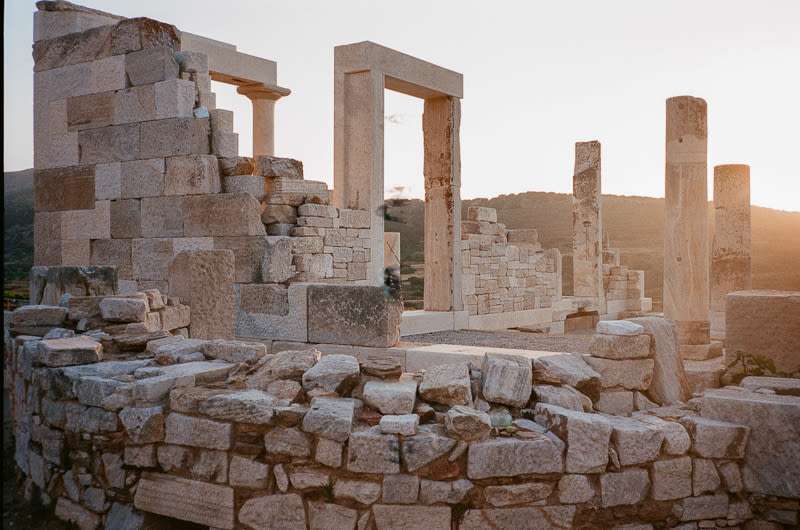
[710,164,751,339]
[663,96,712,358]
[572,140,604,311]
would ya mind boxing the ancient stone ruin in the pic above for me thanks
[5,2,799,529]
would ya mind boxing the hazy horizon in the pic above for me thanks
[4,0,799,212]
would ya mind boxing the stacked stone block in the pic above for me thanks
[460,207,560,316]
[8,305,798,529]
[602,247,652,317]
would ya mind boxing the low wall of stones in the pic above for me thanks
[7,298,799,529]
[602,248,652,317]
[461,207,561,317]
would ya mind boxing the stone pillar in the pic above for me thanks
[422,96,462,311]
[237,84,289,158]
[572,141,604,312]
[333,70,385,285]
[710,164,751,339]
[664,96,712,359]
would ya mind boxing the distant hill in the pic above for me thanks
[5,170,799,307]
[386,192,800,309]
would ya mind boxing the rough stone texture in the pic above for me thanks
[597,320,645,336]
[301,397,355,442]
[701,387,800,498]
[595,390,634,415]
[589,333,651,360]
[724,290,800,374]
[264,427,312,458]
[460,506,575,530]
[401,425,457,472]
[197,389,282,424]
[531,352,601,401]
[202,339,266,364]
[11,305,68,334]
[533,384,589,412]
[363,379,417,415]
[572,141,604,304]
[134,473,234,529]
[229,455,269,488]
[307,285,402,348]
[119,406,164,444]
[347,427,400,474]
[164,412,231,450]
[535,403,611,473]
[627,316,690,405]
[302,354,360,394]
[99,297,148,322]
[379,414,419,436]
[333,479,381,505]
[679,415,749,459]
[238,493,306,529]
[606,416,664,466]
[676,493,729,522]
[600,468,650,507]
[168,250,235,339]
[692,457,721,495]
[584,357,654,391]
[29,266,117,306]
[467,435,563,478]
[484,481,554,507]
[481,353,532,407]
[651,456,692,500]
[382,474,420,504]
[418,363,472,406]
[372,505,450,530]
[444,405,491,441]
[38,336,103,367]
[558,474,595,504]
[308,501,358,530]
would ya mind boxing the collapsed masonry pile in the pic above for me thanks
[7,301,800,529]
[461,206,561,315]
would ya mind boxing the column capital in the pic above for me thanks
[237,82,291,101]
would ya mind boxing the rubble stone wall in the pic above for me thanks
[7,300,799,529]
[602,248,652,317]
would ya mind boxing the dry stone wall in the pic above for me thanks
[7,303,799,529]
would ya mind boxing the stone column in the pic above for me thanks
[710,164,751,339]
[664,96,713,359]
[237,84,289,158]
[333,70,385,285]
[422,96,462,311]
[572,141,604,312]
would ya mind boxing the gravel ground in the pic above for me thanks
[403,329,594,353]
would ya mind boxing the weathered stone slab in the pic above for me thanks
[229,455,269,488]
[183,193,265,237]
[164,412,231,450]
[584,357,654,391]
[125,46,179,86]
[38,336,102,367]
[460,506,575,530]
[401,425,457,471]
[597,320,644,336]
[168,250,234,339]
[484,482,553,508]
[634,415,690,455]
[164,154,221,196]
[679,415,749,459]
[627,316,690,405]
[307,285,402,348]
[302,397,355,442]
[558,474,595,504]
[701,387,800,498]
[29,266,117,306]
[347,427,400,474]
[333,479,381,505]
[99,297,148,322]
[119,406,164,444]
[202,339,266,364]
[308,501,358,530]
[589,333,651,360]
[302,354,360,394]
[534,403,611,473]
[139,117,210,159]
[372,505,450,530]
[379,414,419,436]
[600,469,650,507]
[418,363,472,406]
[467,435,563,478]
[531,351,601,401]
[363,379,417,415]
[134,473,234,529]
[651,455,692,500]
[255,156,303,179]
[34,165,95,212]
[676,493,729,522]
[444,406,491,441]
[264,427,312,458]
[481,353,532,407]
[532,384,589,412]
[11,305,68,335]
[198,389,283,424]
[606,416,664,465]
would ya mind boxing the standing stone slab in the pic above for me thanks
[627,316,690,405]
[134,472,234,529]
[481,353,532,407]
[467,435,563,479]
[168,250,235,339]
[307,285,402,348]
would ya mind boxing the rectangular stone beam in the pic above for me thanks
[180,32,277,88]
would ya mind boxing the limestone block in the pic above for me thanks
[164,412,231,450]
[139,117,210,159]
[651,456,692,500]
[168,250,235,339]
[584,357,654,391]
[104,503,144,530]
[363,379,417,414]
[164,154,221,196]
[38,336,103,367]
[347,427,400,474]
[100,297,148,322]
[212,131,238,158]
[534,403,611,473]
[153,79,195,120]
[261,236,293,282]
[234,283,308,342]
[60,200,111,241]
[338,209,370,228]
[725,290,800,374]
[467,435,563,478]
[301,397,355,442]
[78,123,140,164]
[131,238,175,281]
[140,196,184,237]
[307,285,402,348]
[418,363,472,406]
[110,199,141,238]
[418,479,473,505]
[302,354,360,394]
[558,474,595,504]
[380,474,419,505]
[676,493,729,522]
[599,468,650,507]
[198,389,283,424]
[238,494,306,529]
[33,9,118,43]
[202,339,265,364]
[10,305,67,334]
[299,203,338,218]
[134,473,234,529]
[110,17,180,55]
[183,193,265,237]
[219,156,255,176]
[531,351,601,400]
[700,388,800,498]
[484,482,553,507]
[211,236,265,283]
[262,204,298,225]
[595,390,634,415]
[379,414,419,436]
[119,406,164,444]
[34,165,95,212]
[34,55,126,104]
[229,455,269,488]
[740,376,800,396]
[507,228,538,245]
[634,415,690,455]
[467,206,497,223]
[372,505,450,530]
[693,457,721,495]
[315,438,344,468]
[309,503,358,530]
[120,158,165,199]
[589,333,651,359]
[222,175,265,198]
[445,405,491,441]
[626,316,690,405]
[597,320,644,335]
[606,416,664,465]
[125,46,179,86]
[66,90,115,131]
[532,384,589,412]
[333,479,381,505]
[481,353,532,407]
[255,156,303,179]
[679,415,749,459]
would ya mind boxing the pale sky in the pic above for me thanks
[4,0,800,211]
